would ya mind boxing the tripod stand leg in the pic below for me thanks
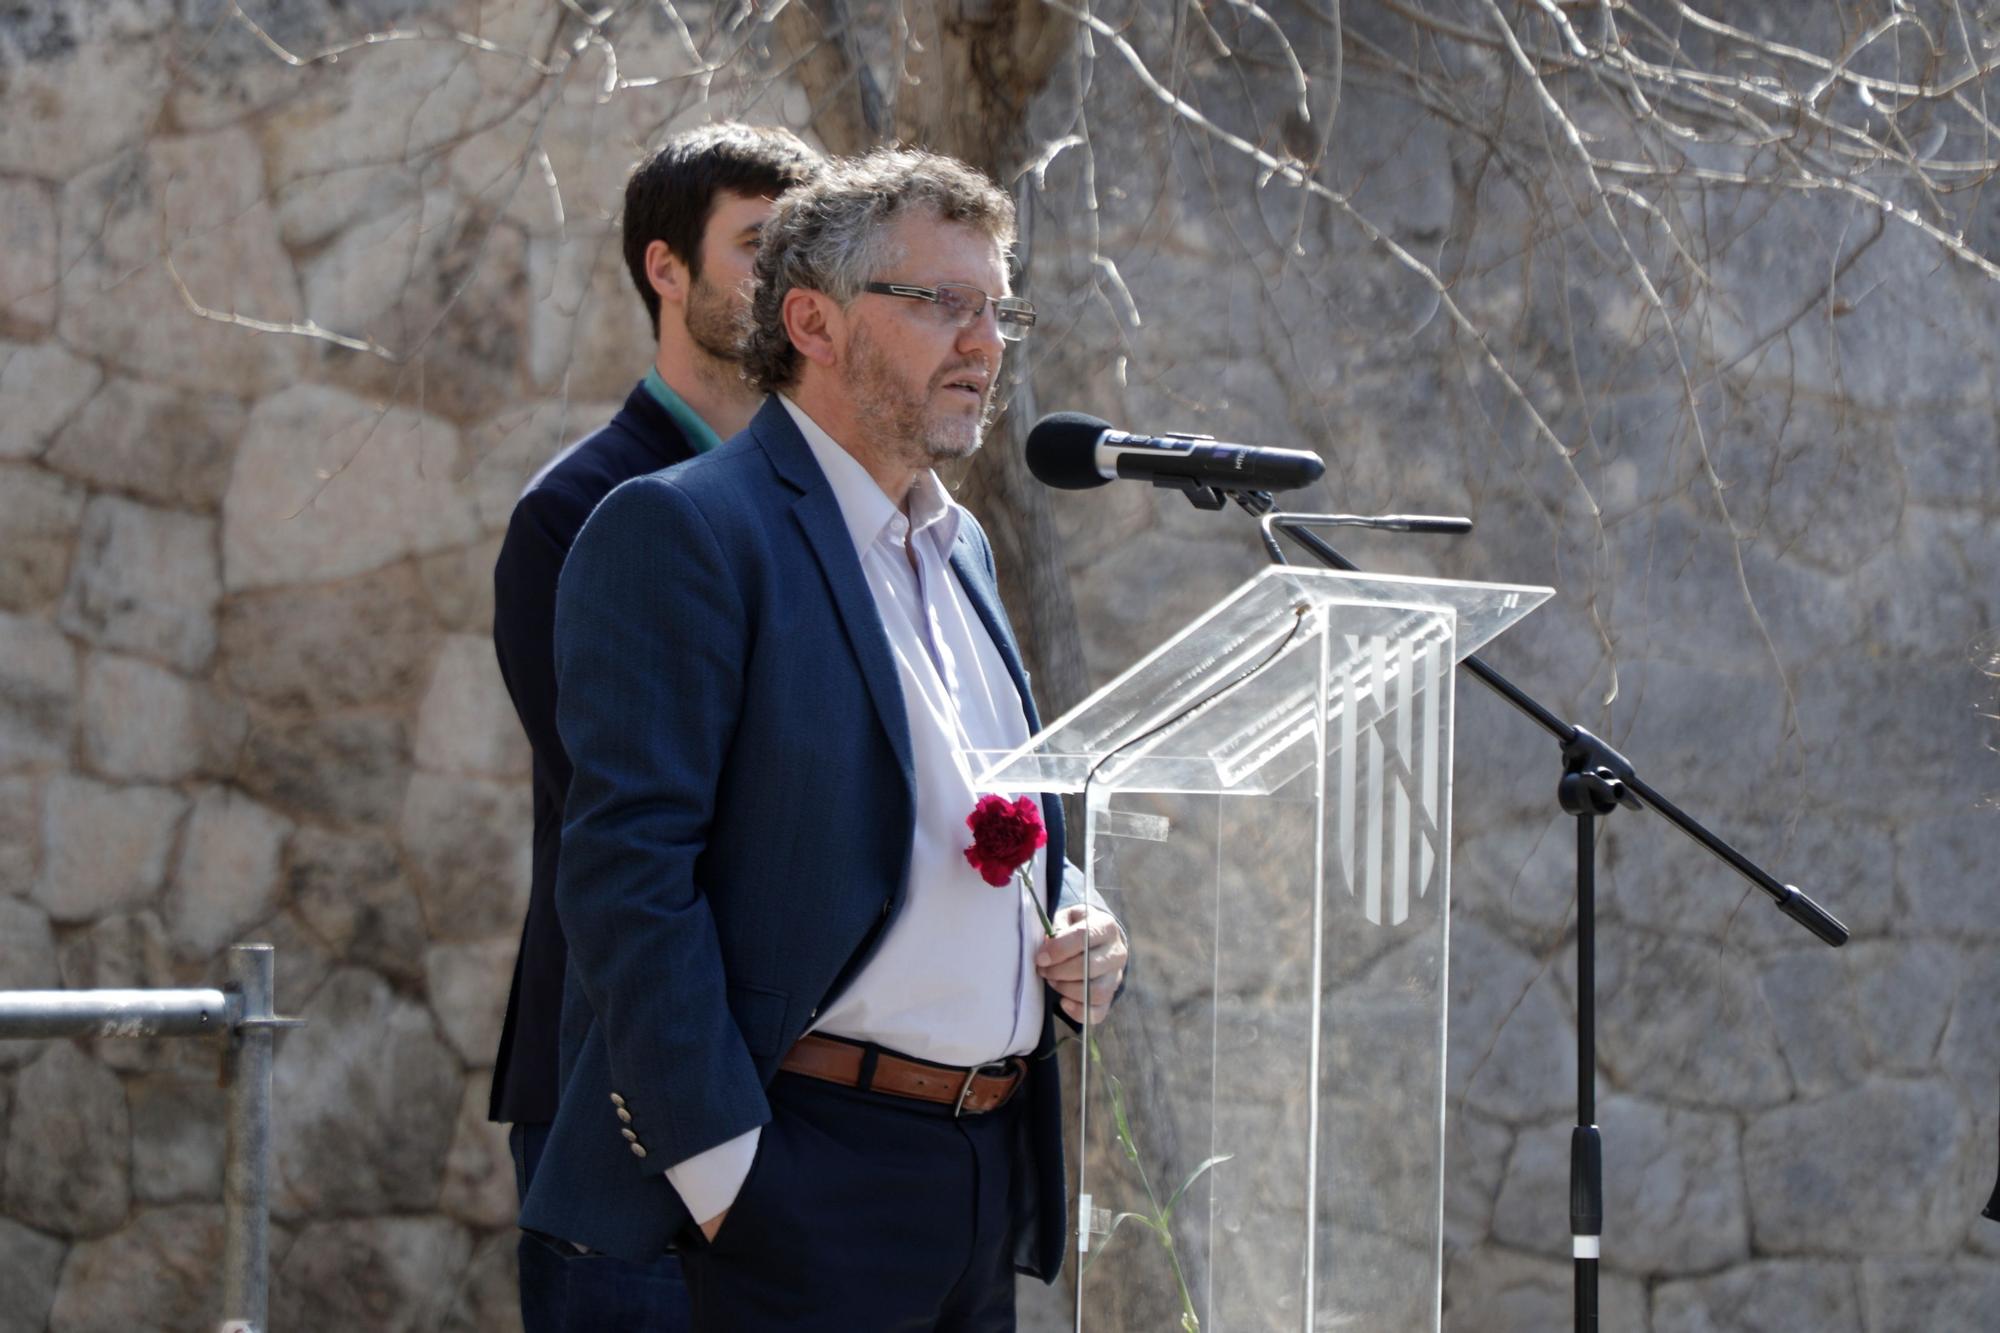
[1570,813,1603,1333]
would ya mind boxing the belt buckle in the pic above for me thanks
[953,1060,1014,1118]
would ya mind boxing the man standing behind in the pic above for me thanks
[489,122,818,1331]
[522,149,1128,1330]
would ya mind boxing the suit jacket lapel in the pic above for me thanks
[750,399,917,791]
[948,540,1039,733]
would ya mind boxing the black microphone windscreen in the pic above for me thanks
[1026,412,1114,490]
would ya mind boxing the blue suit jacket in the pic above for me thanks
[518,396,1070,1280]
[488,381,697,1127]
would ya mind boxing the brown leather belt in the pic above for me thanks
[780,1034,1025,1116]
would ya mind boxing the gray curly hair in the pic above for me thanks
[741,148,1016,394]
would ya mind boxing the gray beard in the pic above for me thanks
[848,324,991,472]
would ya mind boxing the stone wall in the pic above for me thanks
[1,2,1997,1331]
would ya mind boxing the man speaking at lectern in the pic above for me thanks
[520,148,1127,1329]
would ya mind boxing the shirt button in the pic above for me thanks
[610,1093,625,1107]
[630,1143,648,1159]
[616,1108,632,1123]
[621,1128,638,1142]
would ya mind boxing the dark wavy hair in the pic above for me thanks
[622,123,820,337]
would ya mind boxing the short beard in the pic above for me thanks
[847,321,992,473]
[684,271,748,365]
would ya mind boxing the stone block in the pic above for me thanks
[1442,1245,1648,1333]
[1795,658,1997,822]
[1447,916,1575,1124]
[0,896,56,1071]
[1653,1259,1861,1333]
[0,7,174,179]
[1743,1079,1966,1255]
[1861,1257,2000,1333]
[0,1216,65,1333]
[1899,810,2000,940]
[425,936,514,1067]
[58,495,220,673]
[225,384,480,592]
[297,189,531,422]
[1758,947,1868,1098]
[1450,815,1577,936]
[57,910,173,991]
[263,36,487,194]
[1493,1095,1746,1273]
[42,377,242,511]
[168,0,410,133]
[288,826,426,982]
[1845,506,1994,659]
[220,563,438,712]
[1939,943,2000,1099]
[0,611,76,771]
[272,968,463,1217]
[129,1073,224,1204]
[0,342,101,461]
[1901,406,2000,508]
[400,772,531,942]
[1595,932,1791,1110]
[238,714,409,827]
[417,536,503,633]
[165,786,293,959]
[271,1215,473,1333]
[0,465,83,612]
[79,652,202,782]
[526,228,652,401]
[33,776,187,924]
[0,774,38,896]
[441,1229,525,1333]
[1,1042,130,1236]
[0,895,57,991]
[414,633,529,777]
[1849,940,1957,1075]
[439,1069,515,1228]
[0,179,57,335]
[56,131,304,397]
[1443,1108,1510,1250]
[46,1204,223,1333]
[273,160,423,252]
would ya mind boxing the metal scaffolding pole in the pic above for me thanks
[0,942,296,1333]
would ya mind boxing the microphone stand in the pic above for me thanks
[1177,482,1848,1333]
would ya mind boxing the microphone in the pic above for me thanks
[1027,412,1326,495]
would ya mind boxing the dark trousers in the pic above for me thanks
[680,1070,1022,1332]
[512,1121,693,1332]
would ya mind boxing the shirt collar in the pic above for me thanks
[777,395,963,558]
[642,367,724,455]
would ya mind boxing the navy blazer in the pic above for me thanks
[519,396,1070,1281]
[488,382,697,1125]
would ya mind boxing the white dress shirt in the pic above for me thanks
[666,396,1054,1224]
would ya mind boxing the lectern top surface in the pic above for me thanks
[974,566,1551,795]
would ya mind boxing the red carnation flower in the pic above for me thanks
[963,793,1047,888]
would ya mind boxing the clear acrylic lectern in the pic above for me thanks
[977,567,1550,1332]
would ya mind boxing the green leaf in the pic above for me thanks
[1163,1153,1233,1221]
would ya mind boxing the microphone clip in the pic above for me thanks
[1154,473,1234,510]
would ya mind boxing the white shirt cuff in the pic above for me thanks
[665,1126,761,1225]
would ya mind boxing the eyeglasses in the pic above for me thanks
[861,282,1037,341]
